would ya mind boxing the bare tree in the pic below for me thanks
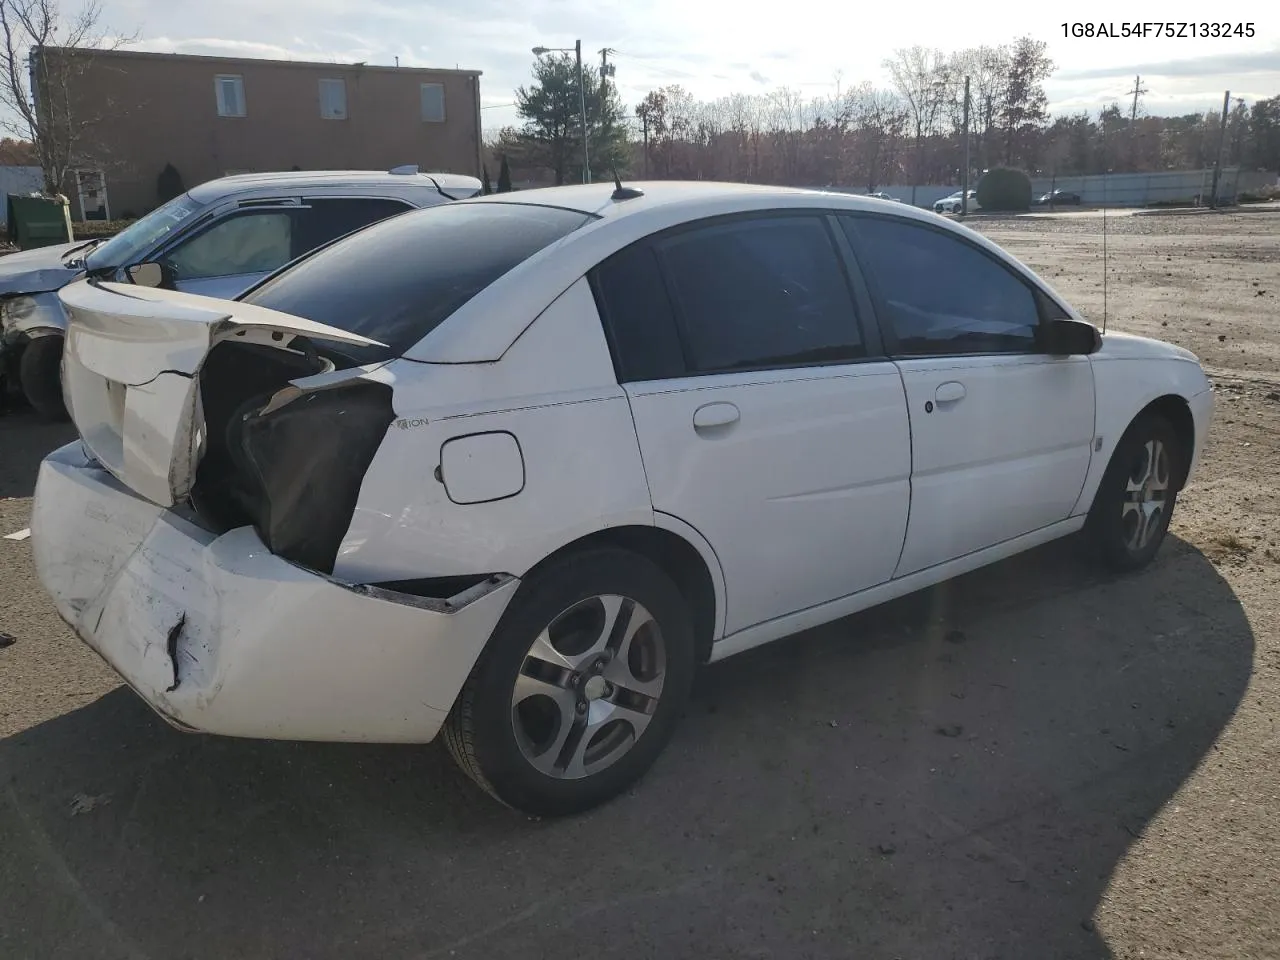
[884,46,951,203]
[847,83,907,191]
[0,0,132,194]
[954,45,1009,173]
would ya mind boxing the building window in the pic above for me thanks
[318,78,347,120]
[420,83,445,122]
[215,75,246,117]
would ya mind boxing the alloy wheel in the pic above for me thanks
[1121,438,1170,552]
[510,595,666,780]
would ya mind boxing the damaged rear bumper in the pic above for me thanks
[30,441,519,743]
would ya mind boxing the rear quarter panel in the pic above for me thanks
[334,277,655,583]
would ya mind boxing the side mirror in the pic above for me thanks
[126,261,173,289]
[1040,318,1101,356]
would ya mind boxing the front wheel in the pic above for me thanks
[1087,414,1182,571]
[443,547,696,816]
[18,335,68,421]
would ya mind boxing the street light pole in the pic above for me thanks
[576,40,590,183]
[532,41,590,185]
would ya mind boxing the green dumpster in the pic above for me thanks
[6,193,73,250]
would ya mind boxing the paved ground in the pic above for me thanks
[1,209,1277,959]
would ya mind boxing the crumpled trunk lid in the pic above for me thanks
[58,280,384,507]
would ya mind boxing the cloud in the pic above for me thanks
[93,0,1280,135]
[144,36,326,60]
[1056,48,1280,81]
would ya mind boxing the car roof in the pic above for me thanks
[415,180,1082,364]
[189,169,481,203]
[463,180,932,220]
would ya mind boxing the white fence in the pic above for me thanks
[815,168,1277,209]
[1027,168,1275,207]
[0,165,46,223]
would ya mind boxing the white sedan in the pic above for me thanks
[935,190,980,214]
[33,182,1213,816]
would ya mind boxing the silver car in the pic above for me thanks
[0,167,480,418]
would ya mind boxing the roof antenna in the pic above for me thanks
[1102,174,1108,334]
[610,166,644,201]
[1101,121,1109,335]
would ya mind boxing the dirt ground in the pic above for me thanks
[0,208,1277,960]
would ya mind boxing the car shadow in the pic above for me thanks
[0,408,75,500]
[0,535,1251,960]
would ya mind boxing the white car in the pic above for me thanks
[935,190,979,214]
[32,182,1213,816]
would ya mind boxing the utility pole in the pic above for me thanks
[642,113,649,178]
[1124,74,1147,170]
[1210,89,1230,208]
[961,76,970,217]
[600,47,615,89]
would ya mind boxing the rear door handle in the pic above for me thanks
[693,402,740,431]
[935,381,966,403]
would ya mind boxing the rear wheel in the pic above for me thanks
[18,335,68,421]
[443,547,696,816]
[1087,414,1182,571]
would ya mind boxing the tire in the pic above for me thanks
[1087,414,1182,572]
[19,335,68,421]
[443,547,696,816]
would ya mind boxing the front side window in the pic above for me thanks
[841,215,1041,356]
[243,202,595,363]
[215,75,246,117]
[654,215,864,374]
[166,211,293,280]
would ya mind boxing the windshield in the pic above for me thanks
[85,193,206,271]
[242,201,596,363]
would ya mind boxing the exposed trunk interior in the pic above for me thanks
[189,339,332,532]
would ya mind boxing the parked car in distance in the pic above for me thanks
[0,167,481,419]
[1034,189,1083,206]
[934,190,980,214]
[865,191,902,203]
[34,181,1213,816]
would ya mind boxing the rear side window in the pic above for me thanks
[655,215,864,374]
[243,202,595,362]
[590,243,686,382]
[295,197,413,251]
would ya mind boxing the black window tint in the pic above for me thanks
[242,202,595,363]
[657,216,864,373]
[591,243,685,382]
[297,197,413,251]
[842,216,1039,356]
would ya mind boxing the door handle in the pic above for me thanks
[934,381,966,404]
[693,402,740,431]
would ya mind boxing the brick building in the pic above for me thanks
[31,47,483,219]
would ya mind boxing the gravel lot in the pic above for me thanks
[1,209,1277,960]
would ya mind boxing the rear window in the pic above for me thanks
[242,202,595,362]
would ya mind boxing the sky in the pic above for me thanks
[95,0,1279,134]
